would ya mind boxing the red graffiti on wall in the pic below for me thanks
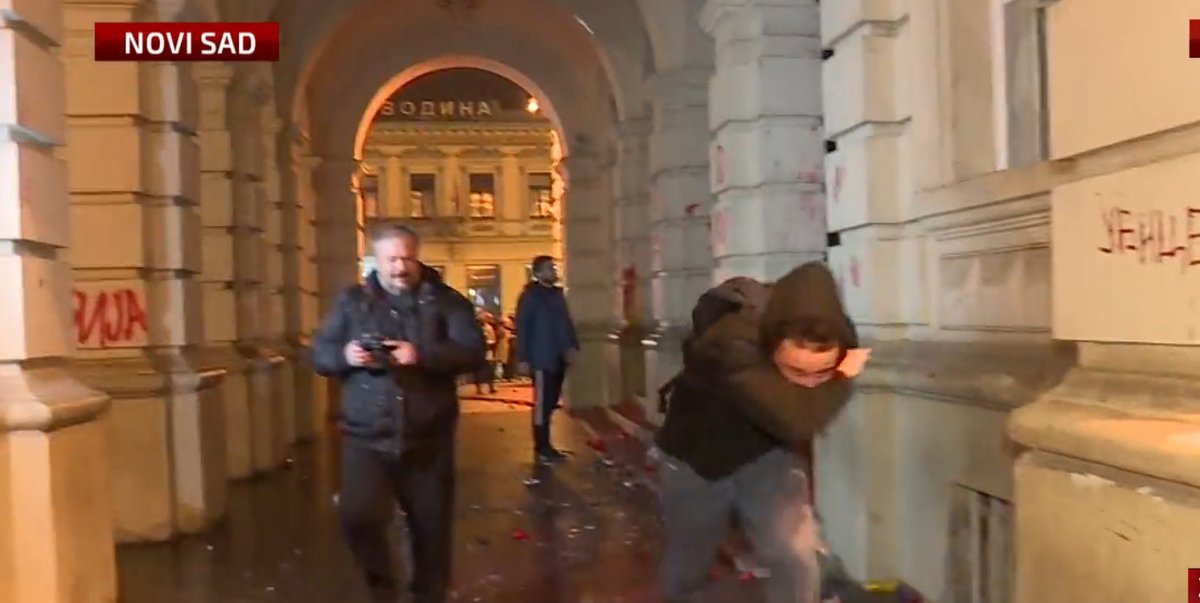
[799,192,822,223]
[684,202,700,216]
[832,165,846,202]
[712,209,729,250]
[849,256,861,288]
[73,288,149,348]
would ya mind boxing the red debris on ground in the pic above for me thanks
[510,529,531,541]
[587,437,608,452]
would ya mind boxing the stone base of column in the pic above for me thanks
[607,322,649,409]
[642,325,687,419]
[1009,369,1200,603]
[72,354,228,542]
[0,365,116,603]
[289,341,317,441]
[242,345,290,475]
[566,323,616,410]
[204,345,254,480]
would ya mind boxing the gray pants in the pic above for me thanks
[659,448,821,603]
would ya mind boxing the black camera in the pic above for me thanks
[358,333,397,365]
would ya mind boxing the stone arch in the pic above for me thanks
[352,55,568,161]
[273,0,652,140]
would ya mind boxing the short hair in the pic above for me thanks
[761,315,840,354]
[371,223,420,245]
[531,255,555,272]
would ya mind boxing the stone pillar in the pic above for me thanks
[313,157,364,311]
[385,155,403,217]
[63,0,227,542]
[196,62,258,479]
[611,118,653,412]
[500,152,522,221]
[644,67,714,394]
[226,65,287,475]
[261,111,296,453]
[561,153,618,409]
[702,0,827,281]
[0,3,117,601]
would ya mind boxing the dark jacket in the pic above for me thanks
[311,266,486,449]
[515,282,579,371]
[655,262,859,481]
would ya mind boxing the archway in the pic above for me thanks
[354,62,569,323]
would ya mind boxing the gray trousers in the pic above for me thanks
[659,448,821,603]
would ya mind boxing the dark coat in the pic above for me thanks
[515,283,579,371]
[655,262,859,481]
[311,266,487,449]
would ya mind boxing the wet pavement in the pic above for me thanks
[115,401,764,602]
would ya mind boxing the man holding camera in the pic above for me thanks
[312,224,486,603]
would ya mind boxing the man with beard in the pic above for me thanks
[655,262,870,603]
[312,224,486,603]
[515,255,579,463]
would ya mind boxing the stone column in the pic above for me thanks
[702,0,827,281]
[196,62,258,480]
[63,0,227,542]
[500,152,522,221]
[261,111,296,453]
[644,67,714,393]
[226,65,287,475]
[312,157,363,303]
[385,155,403,217]
[0,3,117,601]
[560,152,618,409]
[611,118,653,411]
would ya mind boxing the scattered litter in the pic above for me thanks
[587,437,608,452]
[523,477,541,486]
[738,571,757,582]
[511,529,531,541]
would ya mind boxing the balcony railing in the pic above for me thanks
[365,215,558,239]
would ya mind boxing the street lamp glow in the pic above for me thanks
[526,97,539,113]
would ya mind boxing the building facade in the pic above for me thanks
[355,68,563,315]
[1,0,1197,602]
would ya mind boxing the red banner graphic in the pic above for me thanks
[94,22,279,61]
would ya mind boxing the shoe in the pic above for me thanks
[535,447,568,464]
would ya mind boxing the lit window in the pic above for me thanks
[468,173,496,219]
[409,173,437,218]
[527,172,554,218]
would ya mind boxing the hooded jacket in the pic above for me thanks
[654,262,858,481]
[515,282,579,371]
[311,265,486,449]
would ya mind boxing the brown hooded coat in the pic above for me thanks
[654,262,858,480]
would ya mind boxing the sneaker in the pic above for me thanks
[535,447,568,464]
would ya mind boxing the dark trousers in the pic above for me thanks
[531,363,567,451]
[339,437,456,603]
[658,448,820,603]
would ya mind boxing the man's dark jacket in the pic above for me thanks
[312,266,486,449]
[655,262,859,481]
[515,282,579,371]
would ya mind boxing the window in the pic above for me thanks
[409,173,437,218]
[528,172,554,218]
[995,0,1050,170]
[466,265,502,315]
[360,175,379,218]
[468,173,496,219]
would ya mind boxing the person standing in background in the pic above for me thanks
[515,255,579,463]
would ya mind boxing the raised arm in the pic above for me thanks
[694,311,855,447]
[417,293,487,375]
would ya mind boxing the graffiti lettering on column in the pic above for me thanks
[713,145,727,187]
[73,287,149,348]
[831,165,846,203]
[711,208,729,251]
[684,202,700,216]
[799,192,822,223]
[849,256,861,288]
[1096,206,1200,272]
